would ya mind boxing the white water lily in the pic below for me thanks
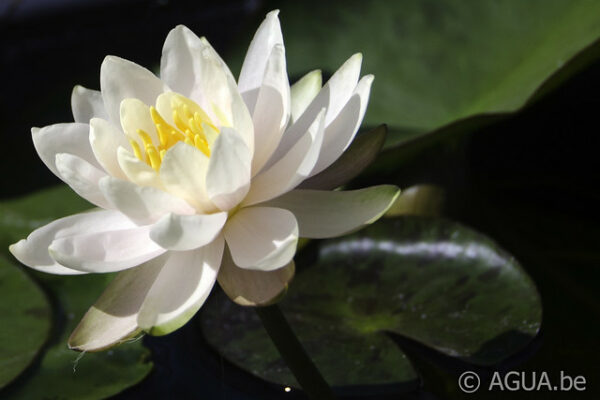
[9,10,399,351]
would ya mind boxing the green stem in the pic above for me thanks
[255,304,337,400]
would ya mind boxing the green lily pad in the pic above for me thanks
[201,216,542,388]
[0,257,51,389]
[2,273,153,400]
[230,0,600,147]
[0,185,153,399]
[0,185,92,253]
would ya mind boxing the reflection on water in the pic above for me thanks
[321,237,506,267]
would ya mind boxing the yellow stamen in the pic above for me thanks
[136,129,154,148]
[156,124,169,147]
[194,135,210,157]
[146,146,161,171]
[128,94,221,171]
[129,139,143,161]
[188,117,204,137]
[173,109,189,133]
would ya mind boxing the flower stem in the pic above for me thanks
[255,304,337,400]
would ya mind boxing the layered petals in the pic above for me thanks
[310,74,374,175]
[243,108,325,206]
[265,185,400,238]
[137,237,224,334]
[48,225,165,273]
[224,207,298,271]
[160,26,254,152]
[69,238,224,351]
[89,118,129,180]
[9,210,135,275]
[99,176,195,225]
[100,55,167,125]
[69,255,167,351]
[218,248,295,306]
[290,70,322,123]
[159,142,214,212]
[117,147,163,189]
[238,9,284,111]
[32,122,102,178]
[267,53,363,168]
[71,85,108,123]
[249,44,290,175]
[55,153,110,209]
[205,127,252,211]
[149,212,227,251]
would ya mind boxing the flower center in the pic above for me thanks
[129,94,220,171]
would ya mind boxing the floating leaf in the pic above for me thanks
[0,185,153,399]
[0,257,51,389]
[0,185,91,253]
[229,0,600,148]
[201,216,541,388]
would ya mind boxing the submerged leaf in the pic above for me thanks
[201,216,541,388]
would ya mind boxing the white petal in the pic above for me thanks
[71,85,108,123]
[150,212,227,251]
[137,237,224,335]
[264,185,400,238]
[8,210,134,275]
[238,10,283,111]
[32,122,102,178]
[120,98,159,147]
[48,225,166,273]
[89,118,129,180]
[218,248,295,306]
[69,255,166,351]
[117,147,162,189]
[224,206,298,271]
[100,55,166,125]
[55,153,110,209]
[160,25,197,97]
[250,44,291,175]
[159,142,215,213]
[99,176,195,225]
[160,27,253,152]
[290,70,322,123]
[243,108,325,206]
[310,75,374,175]
[266,53,362,168]
[206,128,251,211]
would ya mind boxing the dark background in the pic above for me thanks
[1,0,598,398]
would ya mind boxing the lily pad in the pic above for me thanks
[230,0,600,147]
[0,185,91,252]
[0,185,153,399]
[201,216,541,388]
[0,257,51,389]
[2,273,153,400]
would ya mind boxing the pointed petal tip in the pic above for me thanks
[8,241,23,258]
[102,55,118,64]
[267,9,280,18]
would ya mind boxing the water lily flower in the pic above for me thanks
[9,10,399,351]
